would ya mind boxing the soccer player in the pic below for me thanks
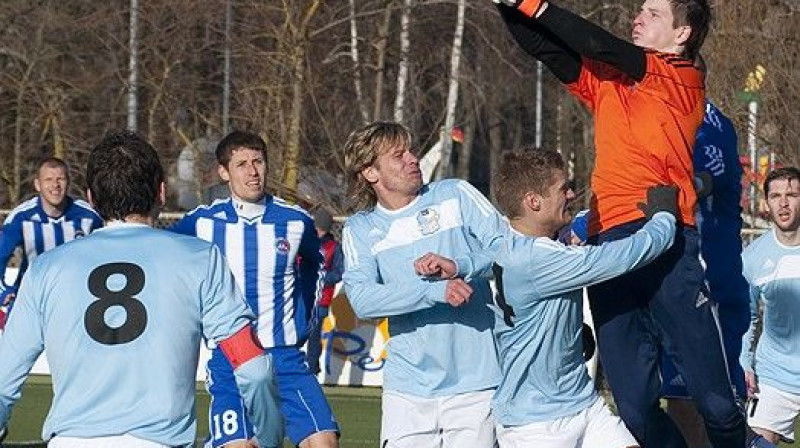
[170,131,339,448]
[740,167,800,445]
[342,121,504,448]
[306,208,344,376]
[490,148,678,448]
[0,157,103,314]
[0,131,282,448]
[494,1,750,446]
[661,100,751,447]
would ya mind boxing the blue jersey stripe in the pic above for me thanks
[53,222,65,246]
[243,225,260,318]
[272,224,288,347]
[32,222,45,257]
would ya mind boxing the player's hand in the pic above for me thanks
[415,253,458,279]
[637,185,679,220]
[0,287,16,307]
[492,0,545,17]
[444,278,473,307]
[694,171,713,198]
[745,370,759,398]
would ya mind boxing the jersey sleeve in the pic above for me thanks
[167,211,199,236]
[526,212,676,300]
[739,251,760,372]
[342,221,448,319]
[0,217,24,291]
[0,266,45,428]
[451,181,506,280]
[298,218,324,310]
[199,244,254,344]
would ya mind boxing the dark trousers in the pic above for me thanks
[588,221,746,448]
[306,306,329,375]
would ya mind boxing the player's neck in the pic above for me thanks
[510,218,552,238]
[376,191,418,211]
[775,228,800,247]
[40,198,68,218]
[119,214,153,225]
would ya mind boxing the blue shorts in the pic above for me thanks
[206,346,339,447]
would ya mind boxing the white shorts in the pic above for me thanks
[49,434,180,448]
[381,389,496,448]
[496,396,638,448]
[749,382,800,443]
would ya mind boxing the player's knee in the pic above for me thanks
[299,430,338,448]
[695,393,743,429]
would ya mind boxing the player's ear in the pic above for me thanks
[218,164,230,182]
[34,177,42,193]
[523,191,541,212]
[157,181,167,207]
[675,24,691,47]
[362,166,379,184]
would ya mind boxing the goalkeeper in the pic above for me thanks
[493,1,753,447]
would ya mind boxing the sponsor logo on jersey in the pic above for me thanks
[417,208,440,235]
[275,237,291,255]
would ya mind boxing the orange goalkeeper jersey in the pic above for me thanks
[567,50,704,235]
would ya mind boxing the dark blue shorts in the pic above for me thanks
[206,346,339,447]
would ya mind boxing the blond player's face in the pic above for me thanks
[35,165,69,210]
[766,178,800,233]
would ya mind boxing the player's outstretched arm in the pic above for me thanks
[532,2,646,81]
[496,3,582,84]
[219,326,284,448]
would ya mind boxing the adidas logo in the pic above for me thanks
[696,291,709,308]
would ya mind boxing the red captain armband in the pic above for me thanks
[517,0,544,17]
[219,326,265,370]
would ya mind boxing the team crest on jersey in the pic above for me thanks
[275,237,291,255]
[417,208,440,235]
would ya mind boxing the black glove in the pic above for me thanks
[637,185,679,220]
[581,323,596,362]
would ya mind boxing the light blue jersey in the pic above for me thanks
[0,196,103,297]
[342,179,504,397]
[741,229,800,394]
[0,223,281,446]
[491,213,675,426]
[171,196,323,348]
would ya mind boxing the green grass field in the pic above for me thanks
[4,376,797,447]
[4,375,381,447]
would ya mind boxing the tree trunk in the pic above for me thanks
[435,0,465,180]
[393,0,412,124]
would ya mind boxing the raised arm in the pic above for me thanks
[500,1,647,81]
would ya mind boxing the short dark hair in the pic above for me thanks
[671,0,711,61]
[216,131,268,168]
[493,148,565,219]
[36,157,69,180]
[764,167,800,196]
[86,131,164,221]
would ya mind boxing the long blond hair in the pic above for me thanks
[343,121,412,211]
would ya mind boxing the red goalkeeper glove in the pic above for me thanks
[493,0,545,17]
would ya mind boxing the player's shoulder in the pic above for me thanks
[742,230,774,259]
[4,197,40,224]
[184,198,232,219]
[270,195,313,221]
[644,49,702,84]
[69,198,102,219]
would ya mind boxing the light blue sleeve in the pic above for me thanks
[0,267,44,428]
[529,212,676,299]
[342,222,447,319]
[451,181,506,280]
[200,245,254,344]
[234,354,283,448]
[739,274,760,372]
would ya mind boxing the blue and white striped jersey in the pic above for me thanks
[171,196,323,348]
[0,196,103,295]
[491,213,675,425]
[342,179,504,397]
[741,229,800,394]
[0,223,274,445]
